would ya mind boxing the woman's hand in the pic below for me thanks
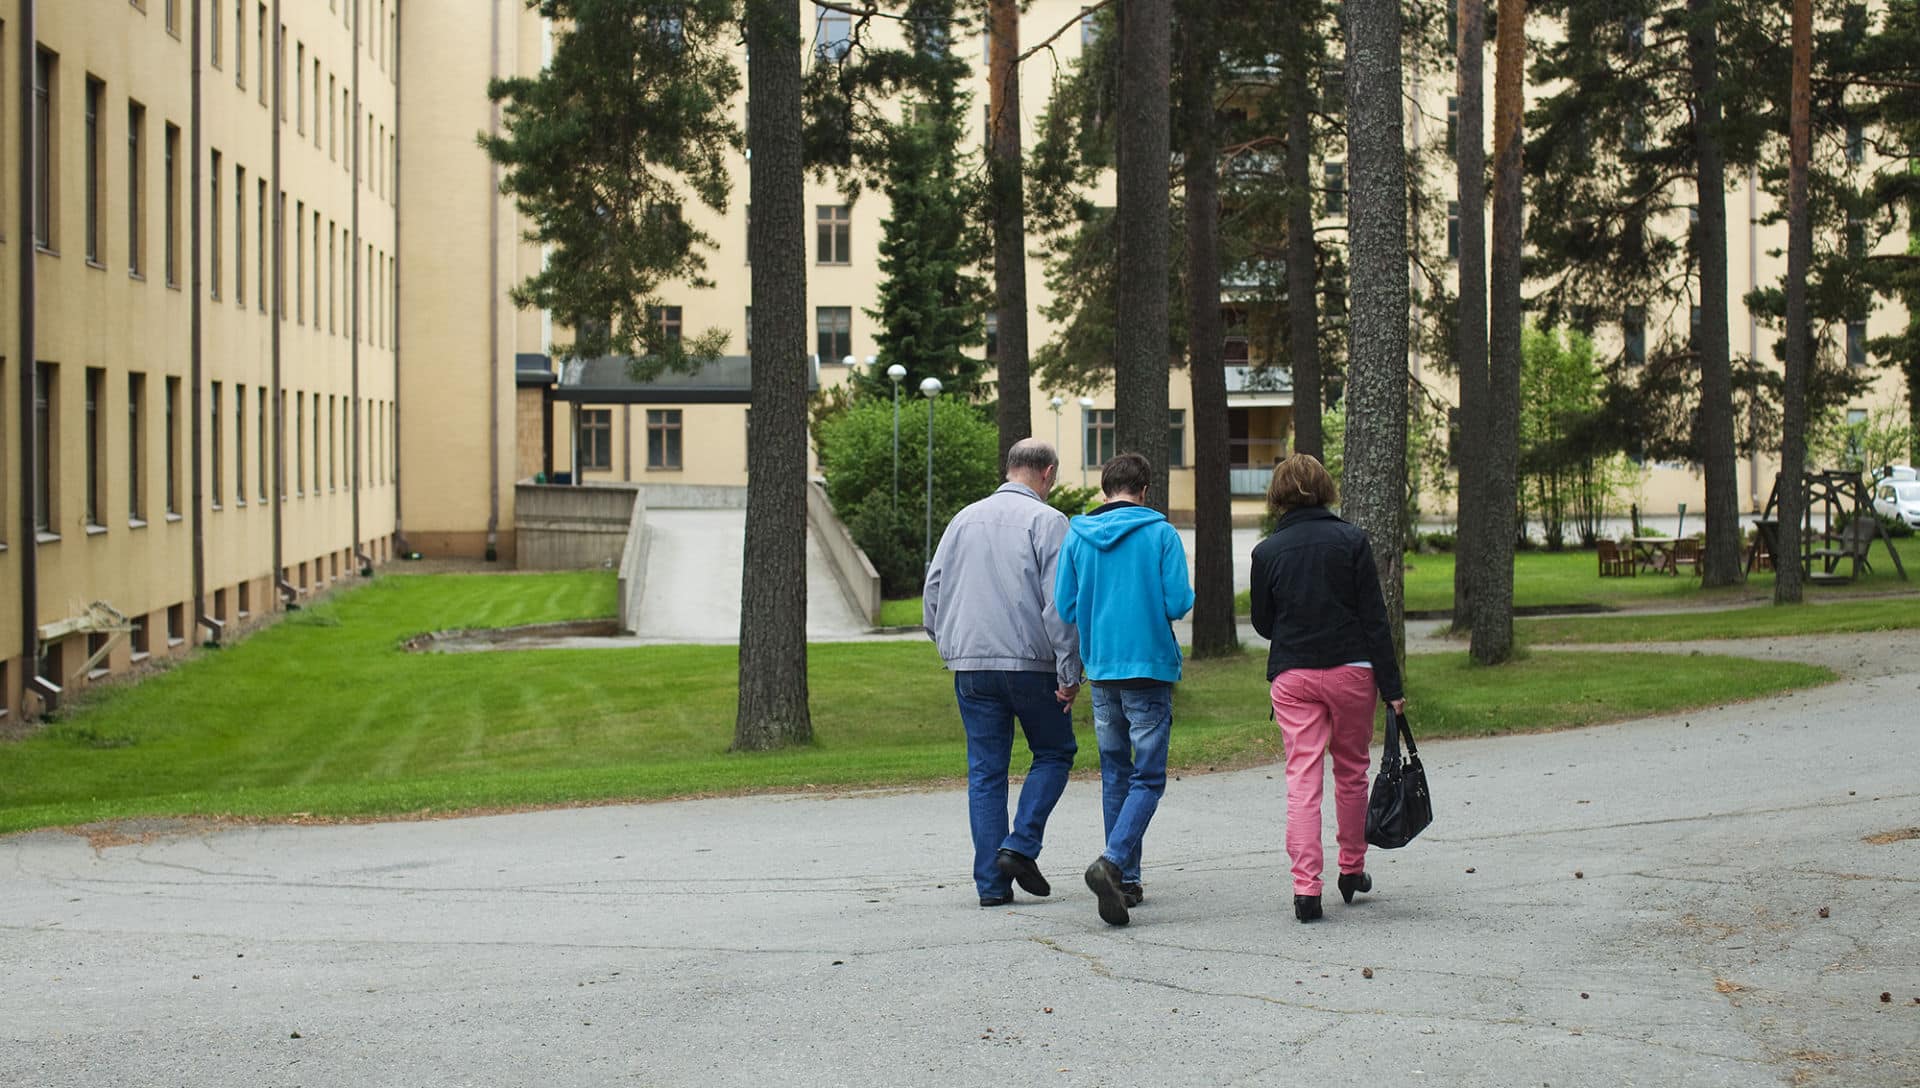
[1389,698,1407,715]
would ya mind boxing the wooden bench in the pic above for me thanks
[1810,518,1879,577]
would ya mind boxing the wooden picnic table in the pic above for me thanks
[1628,536,1681,575]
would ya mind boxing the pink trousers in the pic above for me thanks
[1271,665,1377,896]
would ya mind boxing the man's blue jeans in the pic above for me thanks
[1091,683,1174,885]
[954,671,1078,899]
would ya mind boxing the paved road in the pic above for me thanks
[3,631,1917,1087]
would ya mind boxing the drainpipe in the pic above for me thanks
[388,0,405,561]
[17,0,51,711]
[190,0,217,642]
[484,0,501,562]
[270,0,293,606]
[1747,165,1761,511]
[350,0,362,571]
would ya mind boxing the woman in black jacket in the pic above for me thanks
[1248,454,1407,922]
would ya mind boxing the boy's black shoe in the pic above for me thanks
[1294,894,1323,923]
[995,848,1051,897]
[1085,857,1131,926]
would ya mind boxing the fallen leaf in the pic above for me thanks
[1574,870,1585,879]
[1715,979,1746,994]
[1881,992,1893,1003]
[1043,1007,1053,1014]
[1817,907,1830,919]
[1465,867,1477,874]
[1362,967,1375,979]
[1580,992,1590,999]
[1863,827,1920,845]
[289,1031,302,1039]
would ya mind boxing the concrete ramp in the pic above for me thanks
[631,509,871,642]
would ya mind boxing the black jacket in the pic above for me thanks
[1248,506,1405,700]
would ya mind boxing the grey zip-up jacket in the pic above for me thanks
[923,482,1084,688]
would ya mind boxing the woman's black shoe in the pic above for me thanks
[1294,894,1322,922]
[1337,871,1372,904]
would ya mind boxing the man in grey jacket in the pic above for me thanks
[924,438,1084,907]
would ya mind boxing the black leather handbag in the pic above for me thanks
[1365,708,1432,849]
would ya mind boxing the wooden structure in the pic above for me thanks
[1749,471,1908,583]
[1598,539,1636,577]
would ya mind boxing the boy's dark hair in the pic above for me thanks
[1101,453,1154,499]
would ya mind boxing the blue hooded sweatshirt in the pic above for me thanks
[1054,502,1195,684]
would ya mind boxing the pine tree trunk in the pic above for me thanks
[734,0,812,751]
[1341,0,1409,657]
[1688,0,1743,587]
[1179,0,1236,659]
[1286,60,1322,460]
[1776,0,1812,605]
[1452,0,1487,633]
[988,0,1030,468]
[1114,0,1172,506]
[1471,0,1523,665]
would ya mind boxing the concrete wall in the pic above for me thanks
[615,487,649,634]
[807,480,880,626]
[513,482,637,571]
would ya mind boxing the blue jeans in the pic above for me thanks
[1091,683,1173,885]
[954,671,1079,898]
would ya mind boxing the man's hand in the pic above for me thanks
[1056,683,1082,707]
[1389,698,1407,715]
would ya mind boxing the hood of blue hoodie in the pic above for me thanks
[1068,503,1167,551]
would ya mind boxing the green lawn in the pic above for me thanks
[0,573,1834,834]
[1517,596,1920,644]
[883,539,1920,624]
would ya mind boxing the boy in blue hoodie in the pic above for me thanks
[1054,453,1195,927]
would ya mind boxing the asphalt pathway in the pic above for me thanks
[2,631,1917,1086]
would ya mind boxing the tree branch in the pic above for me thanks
[1015,0,1112,67]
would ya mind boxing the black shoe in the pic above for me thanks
[1294,894,1322,923]
[1121,882,1144,908]
[995,848,1051,898]
[1085,857,1131,926]
[979,894,1014,908]
[1338,871,1372,904]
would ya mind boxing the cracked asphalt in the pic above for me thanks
[3,630,1917,1087]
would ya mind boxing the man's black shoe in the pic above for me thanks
[995,849,1051,897]
[1085,857,1131,926]
[1122,883,1145,908]
[979,894,1014,908]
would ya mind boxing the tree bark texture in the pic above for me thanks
[1471,0,1523,665]
[1775,0,1812,605]
[1452,0,1487,632]
[1687,0,1743,587]
[1286,64,1322,460]
[1179,0,1236,658]
[1340,0,1409,657]
[734,0,813,751]
[1114,0,1172,507]
[988,0,1031,469]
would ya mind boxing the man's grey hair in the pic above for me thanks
[1006,438,1059,475]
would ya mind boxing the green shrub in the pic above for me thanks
[818,397,1001,597]
[1420,531,1456,553]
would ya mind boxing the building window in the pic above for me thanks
[1445,95,1458,158]
[256,179,267,311]
[1447,200,1459,260]
[167,602,184,644]
[34,364,55,533]
[1689,304,1702,348]
[235,164,246,305]
[296,392,305,493]
[1081,8,1098,46]
[744,306,753,352]
[295,199,305,323]
[235,383,247,501]
[1324,160,1345,217]
[1083,408,1115,468]
[815,4,852,62]
[85,77,104,262]
[128,101,145,275]
[236,0,246,88]
[257,3,267,105]
[33,48,54,249]
[165,377,180,515]
[82,368,104,527]
[212,0,223,66]
[257,388,268,500]
[647,409,683,470]
[312,213,322,328]
[295,41,305,133]
[164,123,181,286]
[328,74,336,159]
[1847,319,1867,368]
[1168,410,1187,469]
[131,616,149,657]
[128,373,146,521]
[312,391,322,492]
[210,150,222,297]
[817,306,852,362]
[1846,121,1864,165]
[1624,305,1646,366]
[312,62,322,150]
[1222,306,1250,365]
[817,204,851,263]
[210,382,224,505]
[649,305,683,344]
[577,408,612,471]
[985,312,998,360]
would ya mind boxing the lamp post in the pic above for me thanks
[921,376,943,571]
[1049,395,1064,454]
[887,363,907,511]
[1078,396,1096,486]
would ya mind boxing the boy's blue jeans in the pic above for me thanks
[1090,683,1173,885]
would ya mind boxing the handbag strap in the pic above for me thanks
[1393,708,1419,758]
[1382,705,1403,764]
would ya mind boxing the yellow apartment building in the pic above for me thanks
[5,1,1911,719]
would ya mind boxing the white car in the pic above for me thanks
[1872,479,1920,528]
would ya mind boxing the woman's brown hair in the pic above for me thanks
[1266,453,1338,516]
